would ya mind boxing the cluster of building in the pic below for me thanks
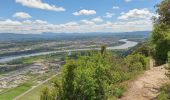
[0,62,61,89]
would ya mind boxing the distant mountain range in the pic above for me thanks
[0,31,151,42]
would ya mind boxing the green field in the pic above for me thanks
[17,84,46,100]
[16,74,61,100]
[0,83,32,100]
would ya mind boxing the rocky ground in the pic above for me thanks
[119,60,170,100]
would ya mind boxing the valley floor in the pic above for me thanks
[119,60,170,100]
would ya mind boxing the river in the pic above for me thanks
[0,39,138,63]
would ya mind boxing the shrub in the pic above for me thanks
[113,86,126,98]
[125,54,148,72]
[168,51,170,68]
[158,91,169,100]
[167,51,170,77]
[40,87,51,100]
[158,84,170,100]
[40,50,149,100]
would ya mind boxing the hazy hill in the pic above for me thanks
[0,31,151,42]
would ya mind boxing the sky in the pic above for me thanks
[0,0,161,34]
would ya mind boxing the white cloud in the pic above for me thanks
[91,17,103,22]
[73,9,96,16]
[113,6,120,9]
[80,17,103,25]
[13,12,32,19]
[125,0,132,2]
[16,0,65,12]
[0,18,153,34]
[34,20,48,24]
[104,12,114,18]
[118,8,155,20]
[80,20,95,25]
[0,19,22,25]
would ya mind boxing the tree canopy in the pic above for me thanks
[151,0,170,65]
[155,0,170,25]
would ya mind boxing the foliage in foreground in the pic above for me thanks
[157,84,170,100]
[151,23,170,65]
[157,51,170,100]
[151,0,170,65]
[153,1,170,99]
[40,48,148,100]
[168,51,170,75]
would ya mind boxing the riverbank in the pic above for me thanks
[0,39,138,63]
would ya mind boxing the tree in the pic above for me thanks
[61,51,113,100]
[152,23,170,65]
[167,51,170,78]
[151,0,170,65]
[62,60,76,100]
[101,45,106,55]
[155,0,170,25]
[133,42,152,57]
[40,87,51,100]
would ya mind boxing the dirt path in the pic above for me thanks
[119,60,170,100]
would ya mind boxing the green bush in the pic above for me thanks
[167,51,170,78]
[113,86,126,98]
[125,54,149,72]
[133,42,152,57]
[158,84,170,100]
[41,50,148,100]
[151,0,170,65]
[168,51,170,67]
[158,91,169,100]
[40,87,52,100]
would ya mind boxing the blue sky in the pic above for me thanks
[0,0,161,34]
